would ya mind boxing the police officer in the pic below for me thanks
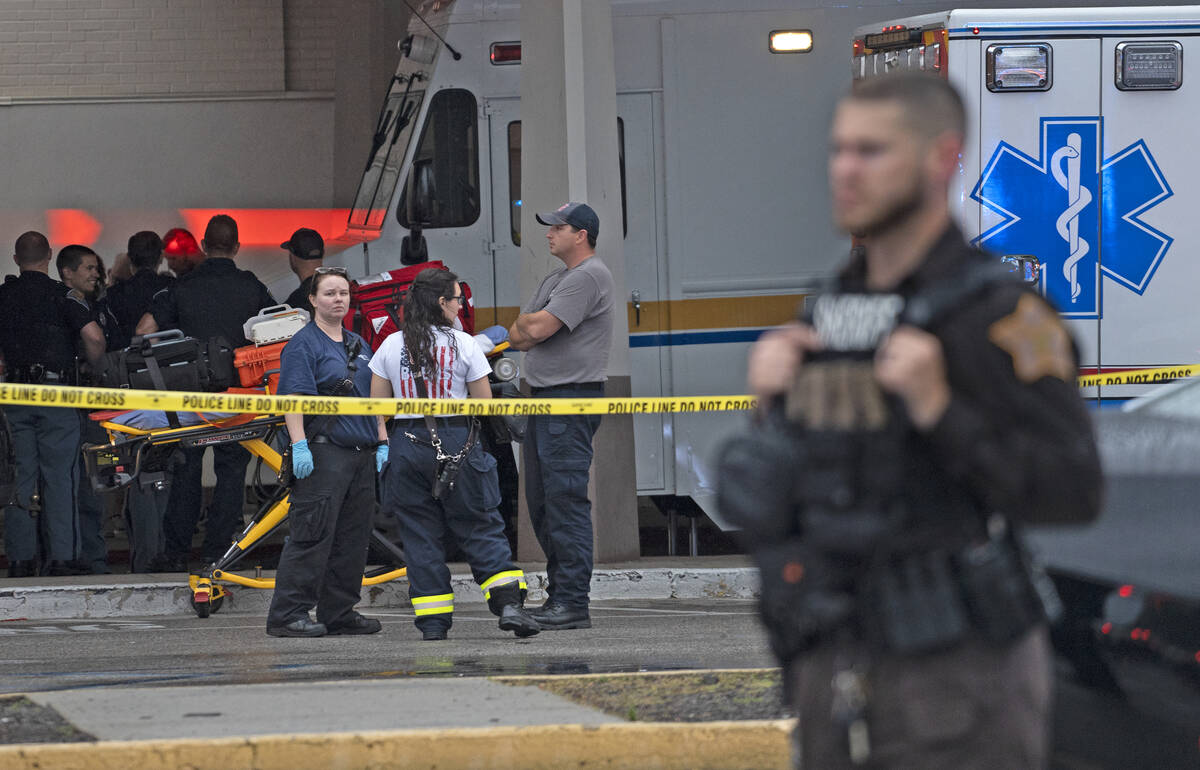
[137,214,275,570]
[104,232,177,572]
[281,227,325,317]
[0,232,105,577]
[56,244,122,574]
[371,268,539,641]
[507,202,613,631]
[106,231,174,350]
[739,75,1101,768]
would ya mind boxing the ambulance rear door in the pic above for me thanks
[1096,36,1195,395]
[972,36,1102,370]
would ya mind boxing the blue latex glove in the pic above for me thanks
[291,439,314,479]
[480,325,509,345]
[375,443,389,473]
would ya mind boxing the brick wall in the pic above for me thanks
[0,0,335,98]
[283,0,334,91]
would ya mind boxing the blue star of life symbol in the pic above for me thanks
[970,117,1173,319]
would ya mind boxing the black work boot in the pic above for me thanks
[489,583,540,638]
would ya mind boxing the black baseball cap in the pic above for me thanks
[281,227,324,260]
[535,202,599,241]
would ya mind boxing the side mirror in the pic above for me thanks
[405,160,437,225]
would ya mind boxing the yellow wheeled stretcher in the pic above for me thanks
[81,401,406,618]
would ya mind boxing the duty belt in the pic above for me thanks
[8,365,74,385]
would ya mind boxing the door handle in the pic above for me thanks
[632,289,642,326]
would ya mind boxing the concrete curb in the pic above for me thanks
[0,720,793,769]
[0,566,760,620]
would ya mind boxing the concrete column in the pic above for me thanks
[516,0,639,563]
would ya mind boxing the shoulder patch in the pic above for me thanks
[65,289,89,309]
[988,294,1074,383]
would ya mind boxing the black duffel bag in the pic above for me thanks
[97,329,234,392]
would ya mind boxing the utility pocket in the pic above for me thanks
[867,550,970,655]
[464,448,502,511]
[544,418,591,471]
[288,495,331,544]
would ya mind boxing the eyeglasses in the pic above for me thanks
[445,295,464,303]
[314,266,348,276]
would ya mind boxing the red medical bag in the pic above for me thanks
[343,261,475,350]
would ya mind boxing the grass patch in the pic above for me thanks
[0,695,95,745]
[498,669,789,723]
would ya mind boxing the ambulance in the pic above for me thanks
[852,7,1200,402]
[330,1,1200,527]
[330,0,857,526]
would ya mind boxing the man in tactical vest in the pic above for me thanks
[729,74,1101,768]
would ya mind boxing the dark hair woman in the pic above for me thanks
[369,268,539,640]
[266,267,389,638]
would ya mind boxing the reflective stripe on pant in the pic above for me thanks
[412,593,454,617]
[523,400,602,609]
[382,422,518,632]
[267,443,375,629]
[3,404,80,561]
[480,569,526,600]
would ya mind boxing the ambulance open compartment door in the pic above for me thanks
[975,38,1102,373]
[485,93,671,495]
[617,91,671,496]
[485,96,522,326]
[1097,36,1194,399]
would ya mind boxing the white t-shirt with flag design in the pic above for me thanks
[369,327,491,418]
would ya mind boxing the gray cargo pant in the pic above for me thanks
[791,626,1052,769]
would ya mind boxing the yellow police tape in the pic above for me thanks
[0,365,1193,417]
[1075,364,1200,389]
[0,381,757,416]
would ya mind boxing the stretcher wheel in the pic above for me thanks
[191,593,224,617]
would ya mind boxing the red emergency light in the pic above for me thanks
[490,42,521,65]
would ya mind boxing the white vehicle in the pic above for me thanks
[853,7,1200,401]
[331,1,1199,526]
[331,0,858,524]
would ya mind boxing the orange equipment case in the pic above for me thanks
[234,341,286,393]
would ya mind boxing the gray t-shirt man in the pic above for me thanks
[522,256,613,388]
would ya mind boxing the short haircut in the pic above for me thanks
[573,225,597,250]
[55,244,98,280]
[127,230,164,270]
[847,73,965,141]
[203,214,239,254]
[14,231,50,267]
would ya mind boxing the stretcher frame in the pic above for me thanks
[84,408,406,617]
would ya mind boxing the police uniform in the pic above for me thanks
[284,275,315,318]
[370,328,536,639]
[149,256,275,563]
[266,323,378,631]
[105,269,174,349]
[0,271,93,571]
[68,288,121,574]
[730,225,1101,769]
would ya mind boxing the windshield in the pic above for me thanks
[349,87,426,230]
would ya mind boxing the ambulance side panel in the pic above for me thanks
[1099,35,1200,387]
